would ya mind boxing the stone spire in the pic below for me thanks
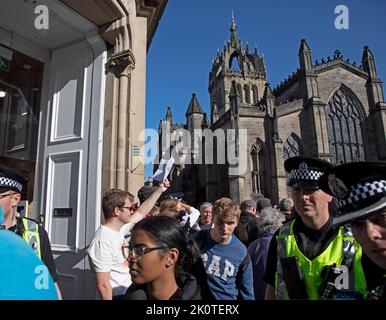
[230,11,239,48]
[298,38,312,72]
[362,45,384,108]
[362,45,378,78]
[165,106,173,123]
[186,93,204,116]
[229,80,240,113]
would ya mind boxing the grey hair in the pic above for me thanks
[200,202,213,210]
[279,197,294,213]
[258,207,285,236]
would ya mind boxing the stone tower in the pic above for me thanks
[208,12,267,120]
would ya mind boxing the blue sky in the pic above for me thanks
[144,0,386,179]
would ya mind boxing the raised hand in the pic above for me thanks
[159,178,170,192]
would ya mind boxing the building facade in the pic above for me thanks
[159,15,386,207]
[0,0,167,299]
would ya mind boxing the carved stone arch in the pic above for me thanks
[283,133,304,161]
[326,84,366,119]
[229,51,241,71]
[326,85,366,164]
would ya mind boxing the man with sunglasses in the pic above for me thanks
[87,179,170,300]
[0,164,62,299]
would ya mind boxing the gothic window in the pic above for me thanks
[250,140,270,196]
[326,88,365,164]
[237,84,243,103]
[252,85,258,105]
[244,84,251,103]
[283,134,303,161]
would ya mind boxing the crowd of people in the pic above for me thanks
[0,155,385,300]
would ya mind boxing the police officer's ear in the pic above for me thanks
[11,193,21,207]
[324,193,333,203]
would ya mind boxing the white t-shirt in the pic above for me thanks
[88,224,132,297]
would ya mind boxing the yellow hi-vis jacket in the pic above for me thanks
[275,219,367,300]
[21,217,41,259]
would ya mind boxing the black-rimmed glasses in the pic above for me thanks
[121,245,170,260]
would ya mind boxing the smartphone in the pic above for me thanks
[280,256,308,299]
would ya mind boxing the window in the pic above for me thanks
[326,88,365,164]
[283,134,303,161]
[244,84,250,103]
[252,85,258,105]
[250,140,270,196]
[237,84,243,103]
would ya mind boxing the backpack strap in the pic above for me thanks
[239,252,251,273]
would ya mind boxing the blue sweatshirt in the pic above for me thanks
[194,231,255,300]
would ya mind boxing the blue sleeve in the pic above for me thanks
[236,258,255,300]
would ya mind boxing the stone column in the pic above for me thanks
[106,48,135,190]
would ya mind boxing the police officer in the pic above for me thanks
[264,156,367,299]
[0,207,58,299]
[0,164,62,299]
[319,161,386,299]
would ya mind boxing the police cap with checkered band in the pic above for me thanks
[284,156,334,190]
[318,161,386,226]
[0,164,28,194]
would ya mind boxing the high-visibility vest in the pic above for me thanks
[21,218,41,259]
[275,219,367,300]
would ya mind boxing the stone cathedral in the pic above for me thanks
[156,15,386,206]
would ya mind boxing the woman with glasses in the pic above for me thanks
[123,215,205,300]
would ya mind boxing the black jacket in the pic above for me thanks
[124,271,202,300]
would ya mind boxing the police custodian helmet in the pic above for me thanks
[284,156,334,190]
[319,161,386,226]
[0,164,28,194]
